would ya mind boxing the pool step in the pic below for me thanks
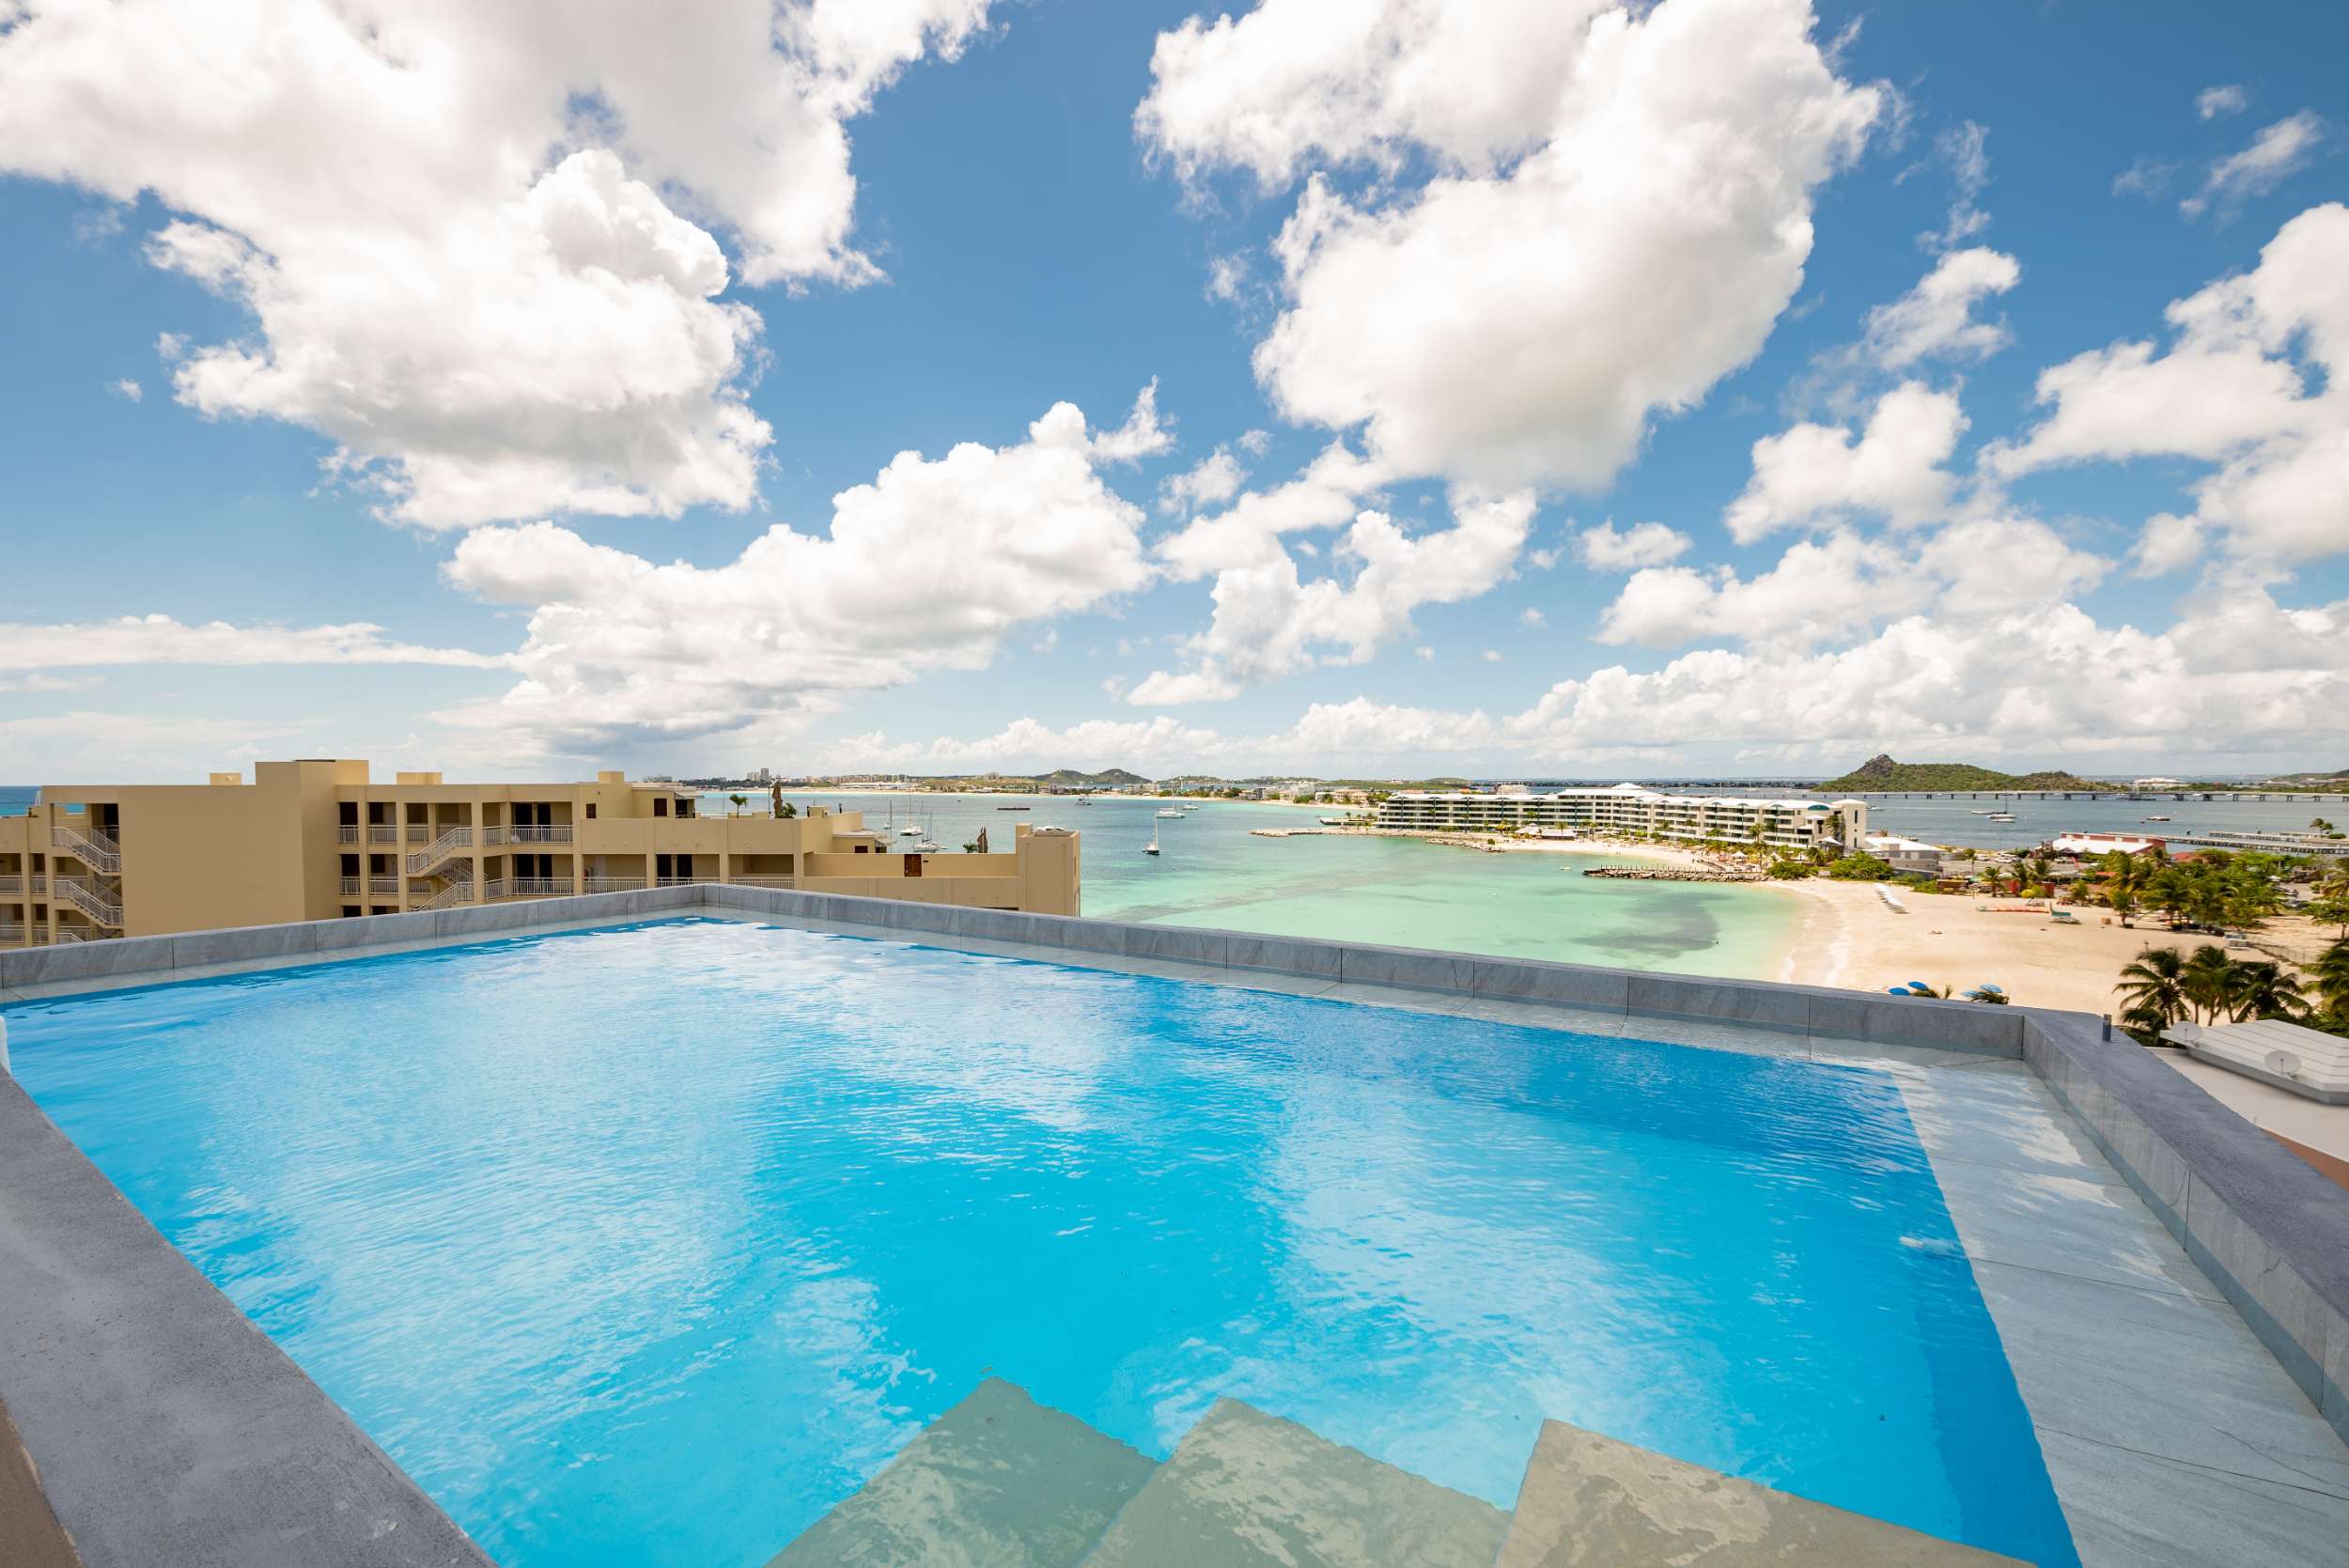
[1077,1397,1510,1568]
[1491,1420,2023,1566]
[767,1377,1156,1568]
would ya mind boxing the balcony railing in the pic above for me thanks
[336,824,360,844]
[726,876,798,889]
[656,875,719,887]
[367,824,399,844]
[0,923,24,943]
[0,876,21,895]
[28,927,51,945]
[339,876,361,896]
[581,876,646,893]
[506,823,574,844]
[480,825,509,846]
[407,823,429,842]
[505,877,574,898]
[368,877,401,898]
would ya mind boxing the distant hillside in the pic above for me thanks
[1027,767,1151,787]
[1813,753,2125,793]
[2267,767,2349,784]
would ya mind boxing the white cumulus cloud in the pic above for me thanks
[1574,520,1692,572]
[1142,0,1883,494]
[0,0,996,528]
[1990,203,2349,566]
[1132,491,1534,704]
[1862,248,2021,369]
[436,397,1159,757]
[1726,381,1967,543]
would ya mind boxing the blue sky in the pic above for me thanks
[2,0,2345,782]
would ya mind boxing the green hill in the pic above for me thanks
[1813,753,2125,793]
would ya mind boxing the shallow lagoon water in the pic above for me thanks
[754,792,1802,978]
[9,918,2077,1566]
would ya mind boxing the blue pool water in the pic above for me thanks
[6,920,2077,1566]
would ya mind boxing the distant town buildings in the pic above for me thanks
[1373,784,1867,851]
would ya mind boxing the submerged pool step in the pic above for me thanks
[1077,1397,1510,1568]
[767,1377,1156,1568]
[1492,1420,2022,1566]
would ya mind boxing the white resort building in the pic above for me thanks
[1373,784,1868,851]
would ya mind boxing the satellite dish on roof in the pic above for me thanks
[2266,1048,2303,1079]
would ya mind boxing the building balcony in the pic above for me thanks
[580,876,646,893]
[506,824,574,844]
[488,877,574,899]
[367,825,399,844]
[368,877,401,898]
[337,825,360,844]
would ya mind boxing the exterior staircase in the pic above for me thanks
[403,825,473,877]
[766,1383,2020,1568]
[419,865,475,909]
[52,875,123,927]
[50,823,121,876]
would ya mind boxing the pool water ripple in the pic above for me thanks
[5,919,2077,1567]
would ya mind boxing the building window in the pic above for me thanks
[655,798,668,817]
[586,803,597,819]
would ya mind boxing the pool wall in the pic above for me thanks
[4,884,2346,1566]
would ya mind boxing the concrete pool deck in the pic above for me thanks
[4,884,2347,1566]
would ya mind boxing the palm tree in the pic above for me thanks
[2224,962,2308,1022]
[2180,943,2239,1024]
[727,793,748,816]
[2114,946,2189,1031]
[2100,848,2148,926]
[2311,816,2335,834]
[2313,936,2349,1025]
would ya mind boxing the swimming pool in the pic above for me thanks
[5,918,2077,1565]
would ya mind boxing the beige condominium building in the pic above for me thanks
[1373,784,1869,851]
[0,760,1081,947]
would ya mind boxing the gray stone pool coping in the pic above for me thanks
[3,883,2346,1566]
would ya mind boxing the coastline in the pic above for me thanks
[1766,877,2322,1017]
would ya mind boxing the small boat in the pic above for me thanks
[913,839,941,851]
[899,825,923,836]
[1144,825,1160,857]
[1985,812,2016,823]
[996,804,1031,812]
[2141,815,2170,823]
[1156,808,1184,819]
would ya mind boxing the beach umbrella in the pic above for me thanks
[1888,986,1912,995]
[1908,981,1934,992]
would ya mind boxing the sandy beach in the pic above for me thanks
[1772,880,2334,1017]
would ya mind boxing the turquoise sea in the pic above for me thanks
[726,792,1800,980]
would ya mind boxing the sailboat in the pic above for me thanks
[1144,823,1160,856]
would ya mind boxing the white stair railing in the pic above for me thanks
[54,877,122,925]
[51,824,122,875]
[403,825,473,876]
